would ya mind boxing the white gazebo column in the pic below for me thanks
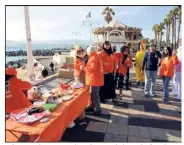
[24,6,35,81]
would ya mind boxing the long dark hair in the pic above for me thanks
[102,41,113,56]
[163,47,172,59]
[121,46,128,64]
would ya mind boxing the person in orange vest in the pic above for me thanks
[158,47,179,104]
[74,45,88,84]
[115,46,133,96]
[98,41,116,103]
[135,44,146,86]
[85,45,104,116]
[5,68,32,113]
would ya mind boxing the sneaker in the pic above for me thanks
[136,82,140,86]
[112,98,116,102]
[163,101,169,104]
[176,96,181,100]
[144,94,149,97]
[150,94,156,97]
[85,107,94,112]
[169,91,177,96]
[126,87,130,90]
[93,110,101,116]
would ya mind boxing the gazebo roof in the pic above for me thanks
[92,19,142,35]
[105,20,127,28]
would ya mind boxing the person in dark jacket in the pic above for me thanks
[142,43,162,97]
[124,45,132,90]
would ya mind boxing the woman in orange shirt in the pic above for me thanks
[6,68,32,113]
[74,45,88,84]
[158,47,179,103]
[98,41,116,103]
[115,46,133,97]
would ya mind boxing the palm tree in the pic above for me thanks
[152,24,158,44]
[176,6,182,47]
[102,7,115,24]
[173,7,179,49]
[153,24,160,45]
[158,22,165,48]
[166,13,172,45]
[164,18,170,45]
[168,10,175,49]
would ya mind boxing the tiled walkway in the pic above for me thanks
[61,71,181,142]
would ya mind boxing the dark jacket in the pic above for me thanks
[142,50,162,71]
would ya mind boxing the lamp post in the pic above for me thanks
[24,6,35,81]
[72,32,81,44]
[82,20,99,42]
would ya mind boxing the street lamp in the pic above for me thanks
[72,32,81,44]
[82,20,99,42]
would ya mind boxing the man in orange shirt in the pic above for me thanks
[85,45,104,115]
[6,68,32,113]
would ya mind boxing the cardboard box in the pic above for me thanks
[58,68,74,79]
[66,57,74,64]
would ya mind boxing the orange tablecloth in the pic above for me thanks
[6,86,90,142]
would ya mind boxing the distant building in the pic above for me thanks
[92,20,142,52]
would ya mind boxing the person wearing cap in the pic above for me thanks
[85,45,104,115]
[115,46,133,96]
[135,44,146,86]
[158,47,179,103]
[74,45,88,84]
[142,43,162,97]
[5,67,32,113]
[98,41,116,103]
[170,39,182,100]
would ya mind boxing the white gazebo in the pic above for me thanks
[93,20,142,52]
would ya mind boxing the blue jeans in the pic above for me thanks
[163,76,171,102]
[145,70,157,96]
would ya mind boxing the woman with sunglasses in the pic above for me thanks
[115,46,133,97]
[74,45,88,84]
[98,41,116,103]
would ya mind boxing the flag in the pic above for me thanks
[86,12,91,19]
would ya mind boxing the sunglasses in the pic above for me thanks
[77,49,84,54]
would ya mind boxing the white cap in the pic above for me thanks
[86,45,96,55]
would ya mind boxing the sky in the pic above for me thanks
[6,6,176,41]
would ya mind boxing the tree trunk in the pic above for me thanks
[166,25,168,45]
[174,17,177,49]
[160,31,162,49]
[177,22,181,47]
[168,24,171,45]
[154,31,157,44]
[172,18,174,49]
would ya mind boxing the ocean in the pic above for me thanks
[5,43,88,63]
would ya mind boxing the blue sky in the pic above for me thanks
[6,6,175,41]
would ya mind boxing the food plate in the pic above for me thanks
[62,95,74,101]
[54,98,63,104]
[40,117,50,123]
[33,101,45,106]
